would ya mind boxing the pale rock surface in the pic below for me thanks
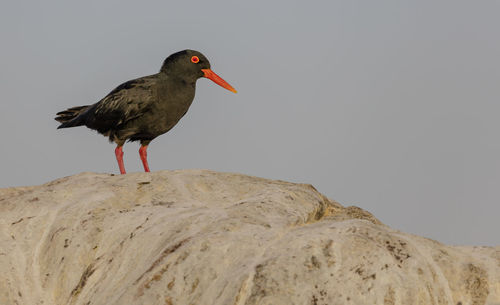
[0,170,499,305]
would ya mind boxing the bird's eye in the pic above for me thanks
[191,56,200,64]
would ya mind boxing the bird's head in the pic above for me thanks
[160,50,237,93]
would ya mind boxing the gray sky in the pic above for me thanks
[1,0,499,246]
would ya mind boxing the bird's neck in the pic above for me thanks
[161,71,198,86]
[156,72,197,102]
[172,75,196,89]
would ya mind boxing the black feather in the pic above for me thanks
[55,105,90,128]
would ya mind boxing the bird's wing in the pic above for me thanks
[86,75,157,130]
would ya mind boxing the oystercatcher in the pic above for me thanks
[55,49,236,174]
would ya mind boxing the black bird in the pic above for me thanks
[55,49,236,174]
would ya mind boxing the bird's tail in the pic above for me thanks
[55,105,90,128]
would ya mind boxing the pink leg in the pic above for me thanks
[139,145,150,172]
[115,145,126,174]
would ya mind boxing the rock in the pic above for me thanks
[0,170,499,305]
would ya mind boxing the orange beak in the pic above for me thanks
[201,69,237,93]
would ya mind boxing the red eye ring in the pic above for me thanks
[191,56,200,63]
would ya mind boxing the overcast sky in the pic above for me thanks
[1,1,499,246]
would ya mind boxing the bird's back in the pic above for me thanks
[85,75,158,137]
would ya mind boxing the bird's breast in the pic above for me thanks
[152,81,197,133]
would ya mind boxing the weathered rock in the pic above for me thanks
[0,170,499,305]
